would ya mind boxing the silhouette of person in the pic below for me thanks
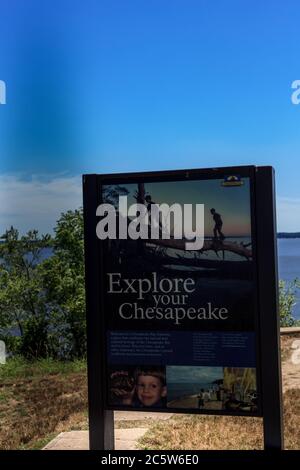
[145,194,156,213]
[197,389,205,409]
[145,195,162,234]
[210,208,225,240]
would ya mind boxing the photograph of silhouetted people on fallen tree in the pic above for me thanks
[210,208,226,241]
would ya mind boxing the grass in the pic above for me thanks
[0,356,86,380]
[19,433,59,451]
[0,357,88,450]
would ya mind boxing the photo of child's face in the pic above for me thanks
[136,374,166,407]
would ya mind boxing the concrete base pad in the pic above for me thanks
[43,429,148,451]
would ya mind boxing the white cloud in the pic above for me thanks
[0,174,82,235]
[0,174,298,236]
[277,197,300,232]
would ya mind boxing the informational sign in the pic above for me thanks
[102,168,261,415]
[83,166,283,449]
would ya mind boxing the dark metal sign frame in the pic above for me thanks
[83,165,283,450]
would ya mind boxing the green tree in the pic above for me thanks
[279,279,300,327]
[40,209,86,359]
[0,209,86,359]
[0,227,53,358]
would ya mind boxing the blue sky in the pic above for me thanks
[0,1,300,234]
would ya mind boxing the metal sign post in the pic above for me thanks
[256,167,283,450]
[83,174,114,450]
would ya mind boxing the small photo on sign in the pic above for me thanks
[108,366,136,406]
[166,366,258,412]
[222,367,258,412]
[166,366,224,410]
[108,365,167,409]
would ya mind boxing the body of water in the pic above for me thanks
[167,382,213,402]
[1,239,300,319]
[278,239,300,319]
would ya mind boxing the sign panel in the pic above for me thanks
[99,167,261,415]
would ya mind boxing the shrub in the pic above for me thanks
[279,279,300,327]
